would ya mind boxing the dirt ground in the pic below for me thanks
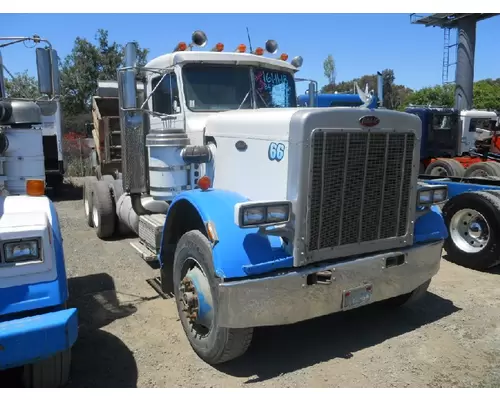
[2,180,500,388]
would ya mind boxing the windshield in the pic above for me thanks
[182,64,296,112]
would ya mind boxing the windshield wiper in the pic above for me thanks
[238,90,251,109]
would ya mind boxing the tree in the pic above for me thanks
[60,29,149,119]
[473,80,500,110]
[4,70,40,99]
[323,54,336,85]
[403,84,455,109]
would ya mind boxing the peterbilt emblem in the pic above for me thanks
[359,115,380,127]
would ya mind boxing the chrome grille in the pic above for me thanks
[307,130,415,252]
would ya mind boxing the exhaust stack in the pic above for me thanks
[118,42,148,195]
[377,71,384,108]
[0,50,5,99]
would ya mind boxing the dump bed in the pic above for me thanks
[91,80,145,171]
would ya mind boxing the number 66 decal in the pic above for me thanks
[268,142,285,162]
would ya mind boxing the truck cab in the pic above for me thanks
[406,106,500,177]
[84,30,448,366]
[405,106,461,160]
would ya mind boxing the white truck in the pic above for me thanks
[0,35,77,387]
[83,30,449,364]
[0,35,65,193]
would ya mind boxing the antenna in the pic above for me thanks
[246,27,253,53]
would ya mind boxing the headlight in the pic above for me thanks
[236,201,292,228]
[3,238,42,263]
[417,185,448,207]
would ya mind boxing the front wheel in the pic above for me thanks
[442,191,500,270]
[23,348,72,388]
[173,230,253,365]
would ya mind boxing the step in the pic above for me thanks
[130,239,157,262]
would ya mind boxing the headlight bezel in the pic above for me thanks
[417,184,448,207]
[235,201,292,228]
[2,237,43,265]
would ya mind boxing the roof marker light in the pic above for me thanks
[174,42,187,52]
[254,47,264,56]
[235,44,247,53]
[212,42,224,52]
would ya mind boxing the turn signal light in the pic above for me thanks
[280,53,289,61]
[26,179,45,196]
[198,176,211,191]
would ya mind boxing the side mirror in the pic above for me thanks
[36,47,61,97]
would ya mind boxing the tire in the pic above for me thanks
[442,191,500,270]
[23,348,71,388]
[464,161,500,179]
[382,279,431,308]
[91,180,116,239]
[101,174,115,183]
[173,230,253,365]
[424,158,465,177]
[83,176,98,227]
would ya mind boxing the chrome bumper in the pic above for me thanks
[217,240,443,328]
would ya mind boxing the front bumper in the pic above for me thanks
[0,308,78,370]
[217,240,443,328]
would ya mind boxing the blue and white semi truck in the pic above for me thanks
[0,36,77,387]
[83,31,448,364]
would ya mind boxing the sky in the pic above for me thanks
[1,13,499,95]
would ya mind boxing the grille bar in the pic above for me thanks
[307,130,415,253]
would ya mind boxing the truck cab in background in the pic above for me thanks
[37,99,65,190]
[83,30,448,365]
[0,35,66,193]
[406,106,500,178]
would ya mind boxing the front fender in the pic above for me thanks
[414,205,449,244]
[161,189,292,279]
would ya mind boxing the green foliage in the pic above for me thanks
[323,55,336,85]
[473,80,500,110]
[402,83,455,109]
[60,29,149,118]
[4,70,40,99]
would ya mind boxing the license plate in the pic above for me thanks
[342,283,373,311]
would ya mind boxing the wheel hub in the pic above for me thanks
[431,166,448,177]
[450,208,490,253]
[180,277,199,322]
[179,259,214,333]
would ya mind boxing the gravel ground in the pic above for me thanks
[2,180,500,388]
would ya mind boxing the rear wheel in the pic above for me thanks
[92,181,116,239]
[442,191,500,270]
[83,176,98,227]
[173,230,253,364]
[424,158,465,177]
[22,348,71,388]
[464,161,500,179]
